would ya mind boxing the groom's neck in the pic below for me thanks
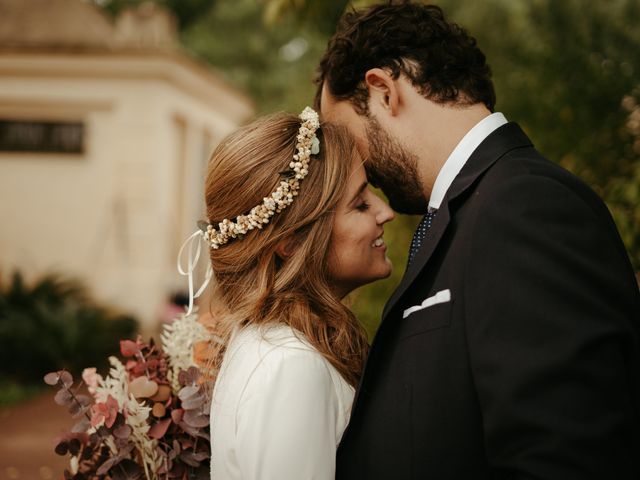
[414,100,492,199]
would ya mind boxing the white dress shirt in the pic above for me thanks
[428,112,508,211]
[210,324,355,480]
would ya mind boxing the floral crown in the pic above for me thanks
[198,106,321,250]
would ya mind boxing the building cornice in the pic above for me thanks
[0,49,254,124]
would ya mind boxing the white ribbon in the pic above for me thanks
[177,229,213,315]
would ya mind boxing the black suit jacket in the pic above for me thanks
[336,123,640,479]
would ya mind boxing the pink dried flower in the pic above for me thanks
[82,367,100,396]
[90,394,119,428]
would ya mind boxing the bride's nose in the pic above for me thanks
[375,197,395,225]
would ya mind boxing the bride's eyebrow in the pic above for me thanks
[349,181,369,205]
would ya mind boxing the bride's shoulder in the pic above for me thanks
[220,323,336,389]
[214,323,354,414]
[229,323,318,363]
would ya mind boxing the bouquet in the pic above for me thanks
[44,311,212,480]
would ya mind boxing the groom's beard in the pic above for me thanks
[365,116,428,215]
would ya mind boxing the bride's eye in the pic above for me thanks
[356,200,371,212]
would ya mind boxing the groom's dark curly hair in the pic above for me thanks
[315,1,496,114]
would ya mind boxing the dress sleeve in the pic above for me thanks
[234,346,340,480]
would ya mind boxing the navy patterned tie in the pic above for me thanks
[408,210,437,266]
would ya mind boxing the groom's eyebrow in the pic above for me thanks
[350,181,368,205]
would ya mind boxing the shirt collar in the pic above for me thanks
[428,112,508,212]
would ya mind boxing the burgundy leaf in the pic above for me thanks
[180,438,194,450]
[120,340,140,357]
[81,445,94,460]
[96,456,121,476]
[54,441,68,456]
[113,424,132,439]
[171,408,184,424]
[191,451,209,462]
[148,418,172,439]
[111,459,144,480]
[179,451,201,468]
[192,465,210,480]
[169,462,186,477]
[157,462,168,475]
[67,438,81,456]
[112,413,126,429]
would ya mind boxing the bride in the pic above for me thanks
[194,107,394,479]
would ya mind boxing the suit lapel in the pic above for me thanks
[381,123,533,320]
[383,202,451,318]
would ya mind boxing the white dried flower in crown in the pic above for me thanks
[200,107,320,249]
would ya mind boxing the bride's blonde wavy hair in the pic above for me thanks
[201,112,369,387]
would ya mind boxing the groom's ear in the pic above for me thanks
[365,68,400,116]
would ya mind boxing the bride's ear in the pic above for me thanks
[275,237,296,261]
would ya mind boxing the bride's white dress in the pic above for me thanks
[210,323,355,479]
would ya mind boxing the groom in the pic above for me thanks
[317,2,640,479]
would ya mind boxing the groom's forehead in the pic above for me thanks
[320,84,370,159]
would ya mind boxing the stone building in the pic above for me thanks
[0,0,253,332]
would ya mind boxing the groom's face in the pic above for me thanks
[320,85,427,214]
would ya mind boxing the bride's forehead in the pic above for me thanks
[347,160,367,187]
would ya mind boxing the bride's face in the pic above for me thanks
[328,159,395,297]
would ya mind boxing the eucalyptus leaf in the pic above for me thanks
[179,451,201,467]
[96,456,121,476]
[113,424,132,439]
[68,438,81,456]
[44,371,60,386]
[181,395,205,410]
[183,410,209,428]
[54,441,68,456]
[178,385,199,400]
[54,388,73,406]
[148,418,172,439]
[59,371,73,388]
[71,418,91,433]
[109,458,144,480]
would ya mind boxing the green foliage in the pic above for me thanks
[0,272,138,383]
[441,0,640,270]
[181,0,328,114]
[0,376,43,407]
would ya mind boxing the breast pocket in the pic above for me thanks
[399,290,453,340]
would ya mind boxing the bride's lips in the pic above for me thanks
[371,231,386,250]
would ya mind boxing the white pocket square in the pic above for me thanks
[403,289,451,319]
